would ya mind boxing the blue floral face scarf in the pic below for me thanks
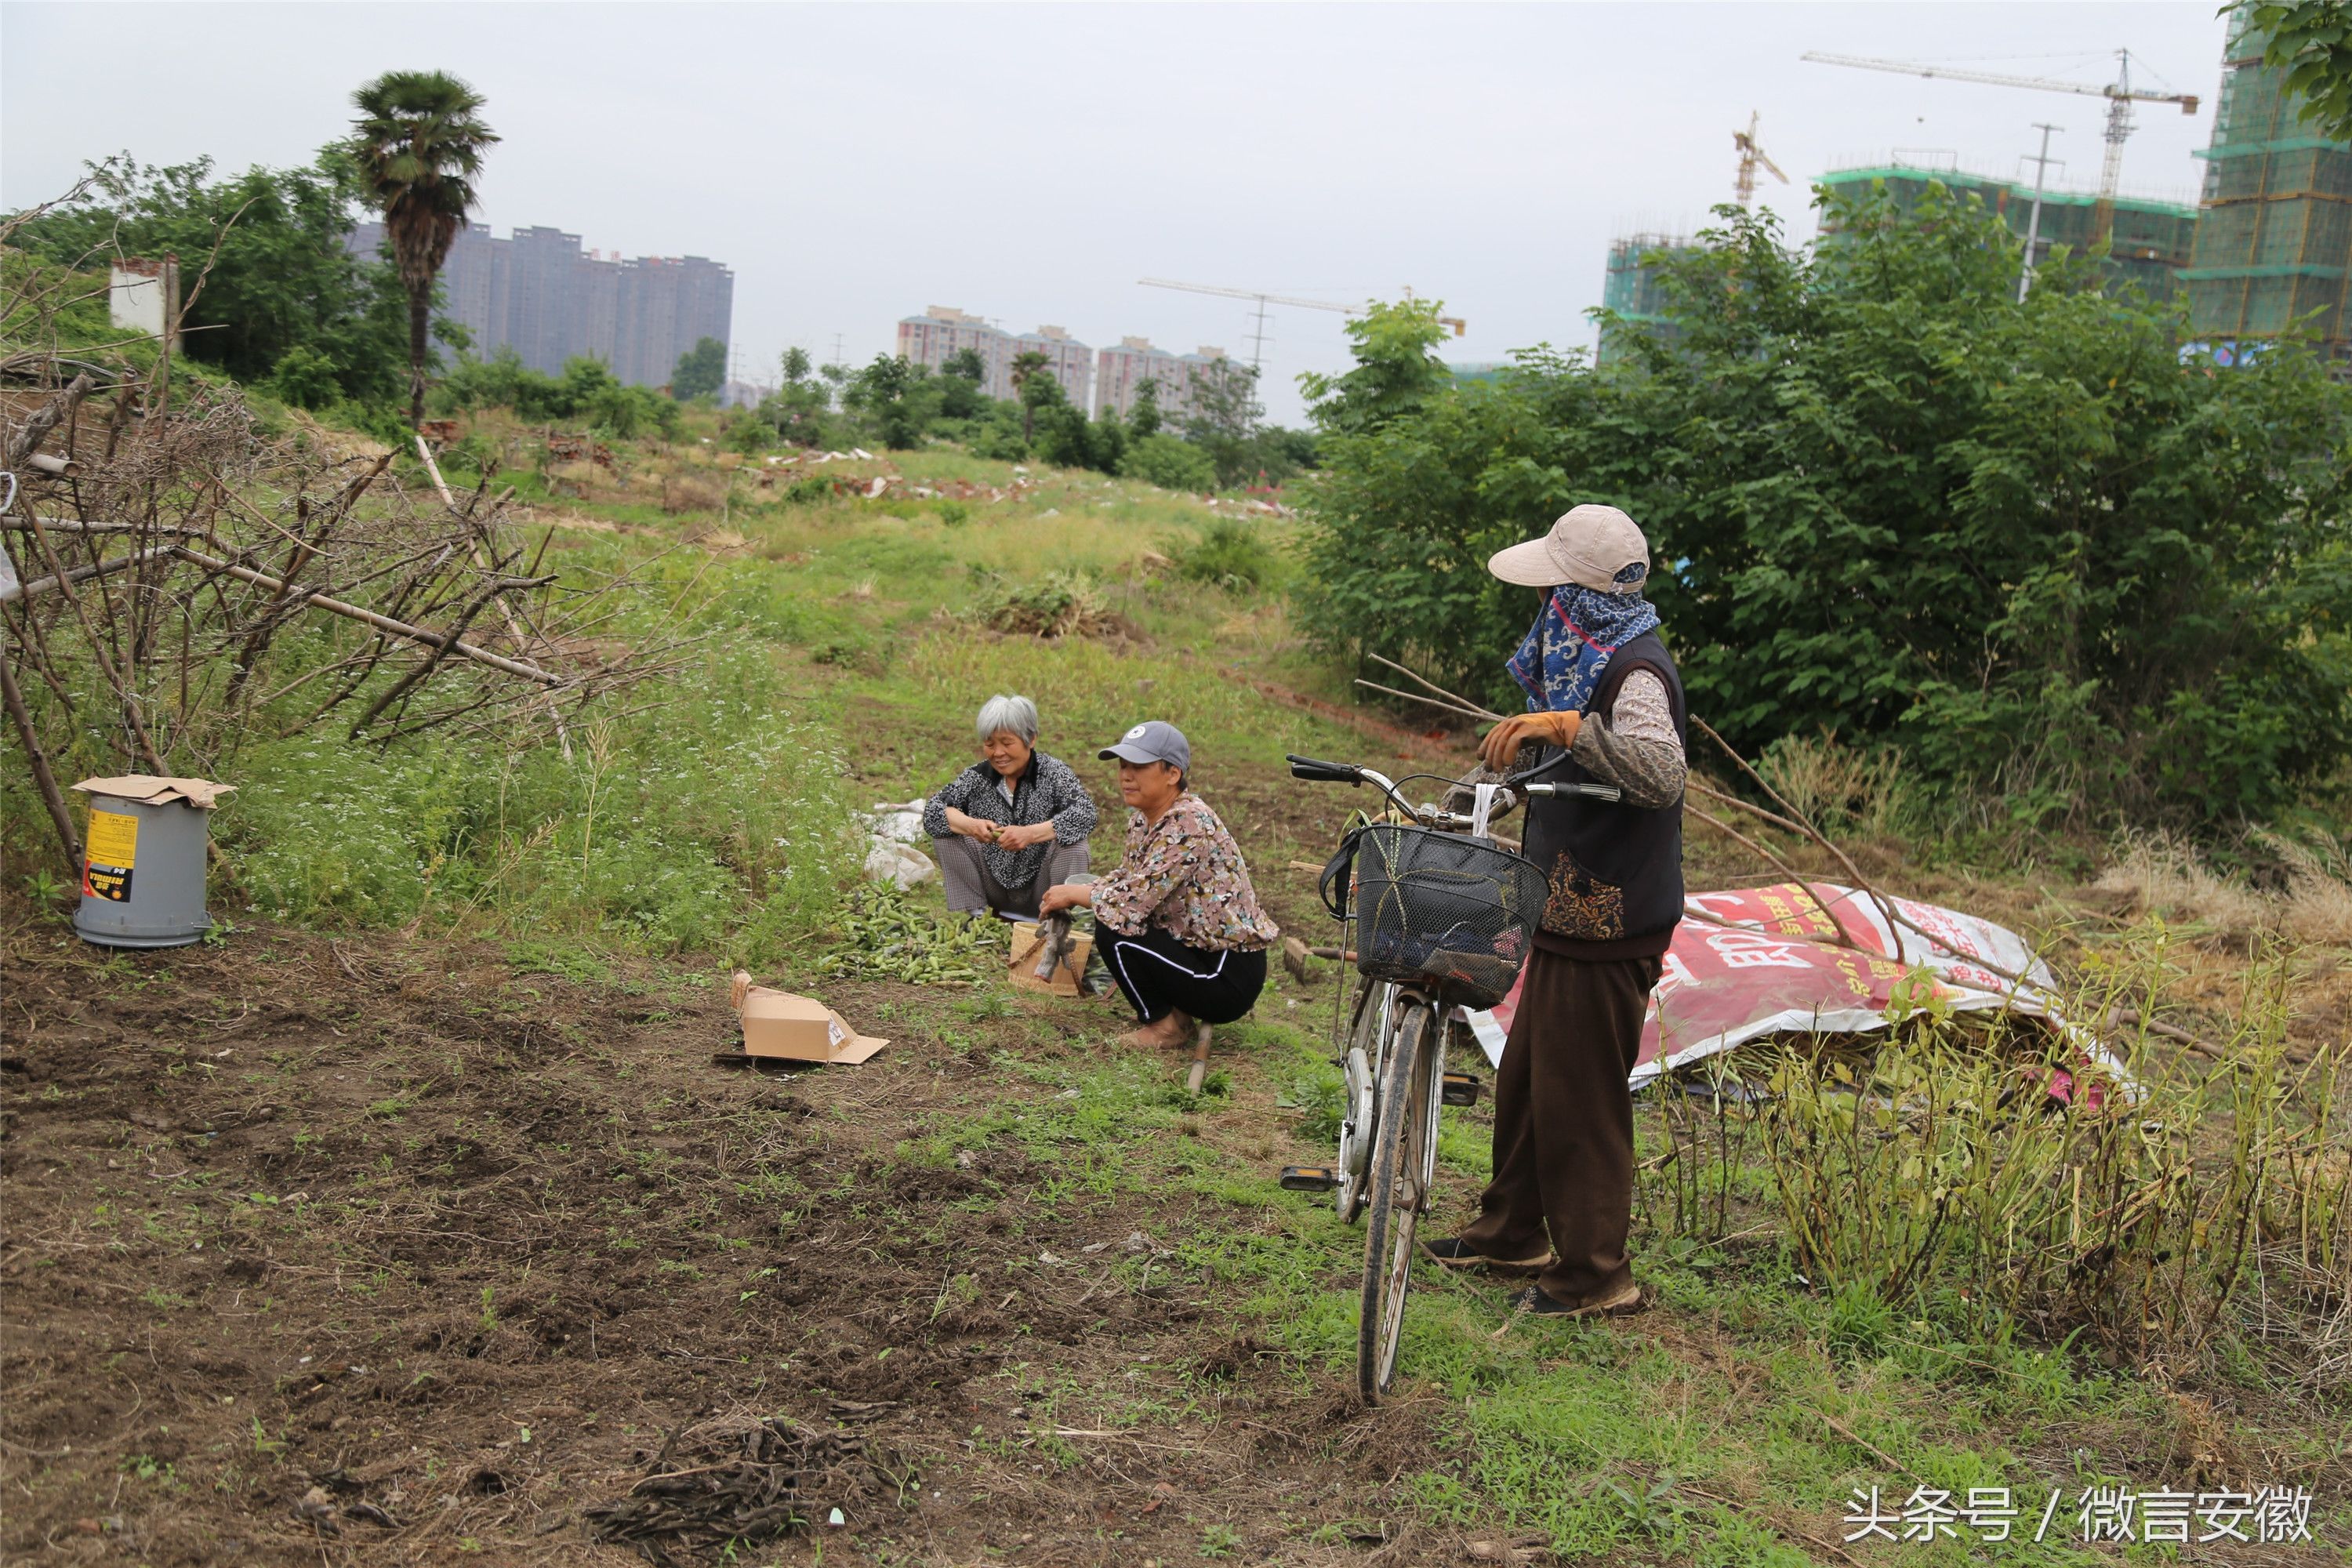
[1506,583,1662,713]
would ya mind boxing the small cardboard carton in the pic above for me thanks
[71,775,237,810]
[738,985,887,1065]
[1007,920,1093,998]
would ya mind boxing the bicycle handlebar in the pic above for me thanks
[1285,754,1366,786]
[1290,753,1623,826]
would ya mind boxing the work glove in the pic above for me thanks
[1479,710,1581,774]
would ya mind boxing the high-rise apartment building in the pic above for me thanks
[351,221,734,388]
[894,307,1092,406]
[1093,337,1231,422]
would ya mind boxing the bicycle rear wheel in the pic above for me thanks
[1356,999,1441,1402]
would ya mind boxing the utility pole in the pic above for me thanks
[2017,122,2063,303]
[1243,297,1274,376]
[829,332,846,367]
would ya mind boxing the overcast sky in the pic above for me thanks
[3,2,2232,423]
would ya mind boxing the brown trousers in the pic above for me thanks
[1461,948,1662,1305]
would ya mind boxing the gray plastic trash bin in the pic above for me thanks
[71,775,234,949]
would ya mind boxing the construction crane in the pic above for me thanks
[1801,49,2198,235]
[1137,278,1465,373]
[1733,111,1791,208]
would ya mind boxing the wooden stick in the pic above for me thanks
[169,546,564,686]
[1367,652,1502,719]
[1352,678,1494,725]
[3,372,93,470]
[0,543,177,605]
[416,436,572,757]
[0,641,79,872]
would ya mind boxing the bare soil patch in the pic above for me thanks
[1,908,1455,1566]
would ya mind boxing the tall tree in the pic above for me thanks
[780,346,812,384]
[671,336,726,401]
[1180,358,1266,486]
[1008,349,1052,441]
[347,71,498,427]
[1128,377,1163,439]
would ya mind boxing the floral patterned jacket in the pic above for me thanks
[1090,793,1279,952]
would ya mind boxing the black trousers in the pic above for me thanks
[1461,948,1662,1306]
[1100,927,1267,1025]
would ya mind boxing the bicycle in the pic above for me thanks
[1277,754,1621,1400]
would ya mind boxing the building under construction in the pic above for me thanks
[1597,233,1697,362]
[1813,162,2198,300]
[2183,9,2351,364]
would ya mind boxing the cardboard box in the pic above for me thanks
[738,986,888,1064]
[1008,920,1093,997]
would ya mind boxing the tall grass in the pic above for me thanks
[220,638,853,960]
[1637,943,2350,1383]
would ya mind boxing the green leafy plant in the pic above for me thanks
[1297,189,2352,830]
[1160,517,1282,593]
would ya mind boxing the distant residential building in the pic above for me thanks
[1014,325,1092,412]
[350,220,734,389]
[894,307,1091,406]
[1094,336,1230,421]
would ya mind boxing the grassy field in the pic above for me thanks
[4,411,2345,1566]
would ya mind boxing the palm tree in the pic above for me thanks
[1008,349,1051,442]
[347,71,498,428]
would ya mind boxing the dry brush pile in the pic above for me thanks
[2,265,702,883]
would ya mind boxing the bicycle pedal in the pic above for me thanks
[1279,1166,1341,1192]
[1440,1073,1483,1107]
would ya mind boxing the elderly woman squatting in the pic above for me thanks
[923,694,1098,920]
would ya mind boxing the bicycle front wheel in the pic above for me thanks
[1356,999,1440,1403]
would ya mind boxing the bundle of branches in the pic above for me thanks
[2,239,706,877]
[582,1416,899,1566]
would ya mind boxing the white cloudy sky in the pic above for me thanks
[3,2,2230,423]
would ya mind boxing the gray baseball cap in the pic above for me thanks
[1098,720,1190,772]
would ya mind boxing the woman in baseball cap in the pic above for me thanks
[1036,720,1279,1049]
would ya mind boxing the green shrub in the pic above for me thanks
[1117,432,1216,492]
[1161,517,1282,593]
[1296,188,2352,829]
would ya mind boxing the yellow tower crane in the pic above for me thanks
[1733,111,1791,209]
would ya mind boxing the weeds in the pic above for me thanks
[1646,947,2352,1384]
[1160,517,1283,593]
[970,569,1118,640]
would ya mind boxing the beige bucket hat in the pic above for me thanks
[1487,504,1651,593]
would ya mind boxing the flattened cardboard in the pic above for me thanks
[1008,920,1092,997]
[738,985,887,1064]
[71,775,237,810]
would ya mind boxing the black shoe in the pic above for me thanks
[1421,1236,1550,1273]
[1504,1281,1644,1318]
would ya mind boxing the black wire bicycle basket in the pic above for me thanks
[1321,823,1549,1011]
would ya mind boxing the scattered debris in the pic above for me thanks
[864,837,937,891]
[583,1417,894,1567]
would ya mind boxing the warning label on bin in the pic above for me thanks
[83,808,136,902]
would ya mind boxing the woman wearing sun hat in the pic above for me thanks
[1422,503,1690,1324]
